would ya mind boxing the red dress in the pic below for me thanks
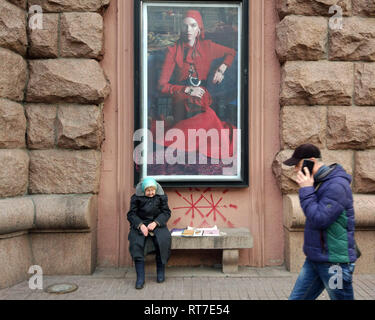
[153,39,236,160]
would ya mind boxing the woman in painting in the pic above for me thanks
[153,9,237,168]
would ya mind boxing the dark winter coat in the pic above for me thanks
[127,182,171,264]
[299,164,357,263]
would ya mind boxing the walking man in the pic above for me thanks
[283,144,357,300]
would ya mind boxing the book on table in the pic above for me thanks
[181,229,195,237]
[170,226,221,237]
[203,229,220,236]
[170,228,185,236]
[193,229,203,236]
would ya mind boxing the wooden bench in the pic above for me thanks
[171,228,253,273]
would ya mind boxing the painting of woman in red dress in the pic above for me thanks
[145,6,241,179]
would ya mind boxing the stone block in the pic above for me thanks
[30,231,97,275]
[0,149,29,198]
[25,104,57,149]
[285,229,375,273]
[327,106,375,149]
[0,0,27,56]
[28,13,59,58]
[29,149,101,194]
[329,17,375,61]
[0,48,27,101]
[56,105,104,149]
[354,150,375,193]
[352,0,375,16]
[354,63,375,106]
[222,249,239,273]
[281,106,326,149]
[171,228,253,249]
[28,0,110,12]
[283,193,375,230]
[283,194,305,230]
[0,98,26,148]
[60,12,104,60]
[320,149,354,175]
[273,149,354,194]
[272,149,299,194]
[0,232,33,289]
[276,16,327,62]
[284,228,304,273]
[280,61,353,106]
[7,0,27,9]
[32,194,97,230]
[283,194,375,273]
[354,231,375,273]
[276,0,352,18]
[26,59,110,104]
[170,229,251,273]
[352,194,375,228]
[0,197,34,235]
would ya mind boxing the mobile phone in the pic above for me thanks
[302,159,314,175]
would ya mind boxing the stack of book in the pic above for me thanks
[170,226,221,237]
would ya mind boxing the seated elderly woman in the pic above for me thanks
[127,177,171,289]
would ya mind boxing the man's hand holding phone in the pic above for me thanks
[296,159,315,188]
[296,167,314,188]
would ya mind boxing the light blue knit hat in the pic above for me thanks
[141,177,158,192]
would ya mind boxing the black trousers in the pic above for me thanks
[134,235,162,263]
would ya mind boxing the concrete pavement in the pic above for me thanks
[0,266,374,300]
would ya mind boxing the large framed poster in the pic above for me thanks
[134,0,249,187]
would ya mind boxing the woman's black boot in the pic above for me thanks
[135,261,145,289]
[156,254,165,283]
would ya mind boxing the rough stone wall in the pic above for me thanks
[273,0,375,194]
[0,0,110,205]
[273,0,375,272]
[0,0,110,286]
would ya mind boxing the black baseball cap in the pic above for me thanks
[283,144,321,166]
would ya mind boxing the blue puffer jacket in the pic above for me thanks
[299,164,357,263]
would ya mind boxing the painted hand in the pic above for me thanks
[189,86,205,99]
[212,64,227,84]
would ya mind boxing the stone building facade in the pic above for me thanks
[0,0,110,289]
[272,0,375,273]
[0,0,374,289]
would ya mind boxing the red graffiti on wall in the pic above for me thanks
[172,188,237,227]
